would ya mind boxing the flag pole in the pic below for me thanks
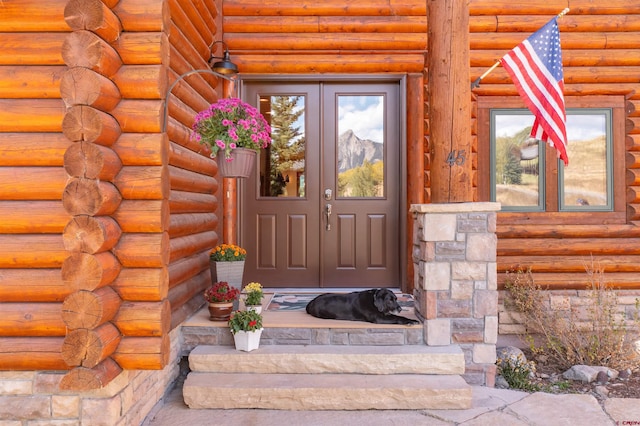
[470,8,570,89]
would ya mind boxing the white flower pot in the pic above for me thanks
[246,305,262,314]
[232,328,263,352]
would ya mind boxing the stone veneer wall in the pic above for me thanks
[499,289,640,335]
[0,328,182,425]
[410,202,501,386]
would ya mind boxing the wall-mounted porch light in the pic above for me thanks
[161,40,238,133]
[208,41,239,76]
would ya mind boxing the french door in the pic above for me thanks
[240,80,402,288]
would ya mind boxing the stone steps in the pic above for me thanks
[183,345,472,410]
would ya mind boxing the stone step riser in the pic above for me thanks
[188,345,466,376]
[181,326,424,354]
[183,372,473,411]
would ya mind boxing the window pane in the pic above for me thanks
[337,95,385,198]
[259,95,306,198]
[491,112,544,210]
[560,111,611,210]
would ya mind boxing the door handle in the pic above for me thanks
[325,203,332,231]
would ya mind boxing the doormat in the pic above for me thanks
[267,292,414,312]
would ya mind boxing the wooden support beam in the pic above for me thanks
[427,0,473,202]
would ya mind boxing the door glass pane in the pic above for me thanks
[560,110,611,210]
[491,111,544,210]
[337,95,385,198]
[259,95,306,198]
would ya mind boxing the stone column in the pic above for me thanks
[410,202,500,386]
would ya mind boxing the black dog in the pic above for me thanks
[305,288,419,325]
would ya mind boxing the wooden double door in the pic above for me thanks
[240,80,403,288]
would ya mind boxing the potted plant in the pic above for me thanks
[209,243,247,306]
[228,309,264,352]
[192,97,272,178]
[243,282,264,313]
[204,281,240,321]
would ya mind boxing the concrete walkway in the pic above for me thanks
[143,381,640,426]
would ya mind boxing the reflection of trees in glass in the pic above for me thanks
[338,160,383,197]
[269,96,304,196]
[495,126,532,185]
[503,152,523,184]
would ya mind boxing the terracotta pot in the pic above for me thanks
[216,148,257,178]
[208,302,233,321]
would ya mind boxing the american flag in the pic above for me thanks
[501,17,568,165]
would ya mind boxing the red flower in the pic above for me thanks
[248,320,257,328]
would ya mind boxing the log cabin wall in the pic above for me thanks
[0,0,225,396]
[468,1,640,290]
[223,0,640,290]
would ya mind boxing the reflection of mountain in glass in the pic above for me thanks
[338,129,383,172]
[337,129,384,197]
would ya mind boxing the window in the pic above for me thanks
[478,97,626,215]
[491,109,612,211]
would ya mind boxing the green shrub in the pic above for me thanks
[503,264,640,370]
[496,354,539,391]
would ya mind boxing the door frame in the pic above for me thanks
[236,74,409,290]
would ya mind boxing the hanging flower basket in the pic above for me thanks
[216,148,257,178]
[191,97,272,179]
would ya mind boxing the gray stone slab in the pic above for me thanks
[183,372,472,410]
[189,344,466,375]
[604,398,640,425]
[504,392,615,425]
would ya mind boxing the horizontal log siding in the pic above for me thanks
[0,0,214,375]
[222,0,640,290]
[0,0,75,374]
[222,0,427,73]
[467,3,640,289]
[164,0,221,331]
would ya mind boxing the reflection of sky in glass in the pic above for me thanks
[338,96,384,142]
[495,113,606,142]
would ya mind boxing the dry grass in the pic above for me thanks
[504,264,640,370]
